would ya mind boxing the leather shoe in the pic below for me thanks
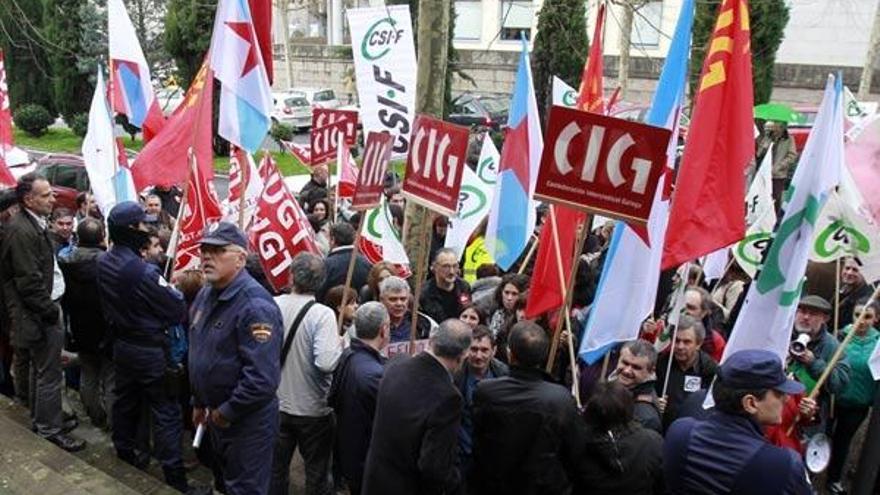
[61,416,79,434]
[183,485,213,495]
[47,433,86,452]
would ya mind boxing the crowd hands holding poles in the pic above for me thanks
[1,139,879,495]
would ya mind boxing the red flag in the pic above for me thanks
[0,50,17,187]
[249,155,320,291]
[662,0,753,269]
[131,61,214,191]
[173,158,224,273]
[281,139,313,168]
[336,135,358,199]
[523,3,605,319]
[248,0,273,85]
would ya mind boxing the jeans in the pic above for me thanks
[270,412,335,495]
[828,404,870,483]
[79,352,114,428]
[14,320,64,437]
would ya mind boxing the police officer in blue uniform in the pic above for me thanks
[96,201,204,494]
[189,222,283,494]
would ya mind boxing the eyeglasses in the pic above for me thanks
[199,245,241,256]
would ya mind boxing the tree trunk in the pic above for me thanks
[617,1,634,100]
[274,0,294,89]
[858,0,880,99]
[403,0,450,275]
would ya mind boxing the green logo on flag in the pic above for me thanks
[478,156,496,185]
[458,185,487,220]
[361,18,403,61]
[366,208,382,238]
[735,232,773,266]
[562,90,577,107]
[813,220,870,258]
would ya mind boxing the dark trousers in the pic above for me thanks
[112,341,186,490]
[79,352,114,428]
[209,400,279,495]
[14,321,64,437]
[829,404,871,483]
[270,412,335,495]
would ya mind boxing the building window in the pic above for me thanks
[499,1,533,41]
[454,1,483,41]
[632,1,663,48]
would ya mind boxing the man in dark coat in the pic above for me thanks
[610,339,662,433]
[318,222,371,302]
[838,256,873,329]
[420,248,471,324]
[469,321,587,494]
[0,173,84,451]
[362,319,472,495]
[59,218,113,427]
[328,302,389,495]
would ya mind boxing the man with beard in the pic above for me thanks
[610,340,662,433]
[838,257,873,329]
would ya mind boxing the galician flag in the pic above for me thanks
[732,145,777,278]
[723,74,843,365]
[579,0,694,364]
[485,38,542,270]
[108,0,165,141]
[444,136,499,259]
[209,0,273,153]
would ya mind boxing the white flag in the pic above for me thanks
[810,189,880,281]
[731,146,777,278]
[360,199,409,265]
[552,76,578,109]
[444,136,499,259]
[723,75,843,365]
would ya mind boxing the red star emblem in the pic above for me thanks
[225,21,259,78]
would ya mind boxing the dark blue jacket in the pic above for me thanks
[663,412,812,495]
[96,245,185,341]
[328,338,386,490]
[318,245,371,302]
[188,269,283,423]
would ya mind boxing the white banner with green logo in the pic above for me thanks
[552,76,577,109]
[809,190,880,280]
[361,199,409,265]
[732,145,777,278]
[347,6,417,157]
[444,136,499,259]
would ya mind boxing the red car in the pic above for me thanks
[34,153,90,211]
[787,106,818,153]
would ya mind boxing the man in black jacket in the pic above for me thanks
[420,248,471,324]
[318,222,371,302]
[470,321,586,494]
[328,302,389,495]
[362,319,472,495]
[59,218,113,428]
[610,339,662,433]
[0,173,85,451]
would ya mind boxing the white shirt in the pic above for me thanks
[26,208,65,301]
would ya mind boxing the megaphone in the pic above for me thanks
[790,333,811,357]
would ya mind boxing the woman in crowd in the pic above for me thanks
[325,285,359,340]
[359,261,396,303]
[488,273,530,338]
[459,303,488,330]
[308,198,333,255]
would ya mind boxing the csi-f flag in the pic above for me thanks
[444,136,499,259]
[732,146,777,278]
[723,74,843,365]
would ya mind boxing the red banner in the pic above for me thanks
[309,108,358,166]
[249,156,320,291]
[535,106,671,225]
[351,132,393,211]
[312,108,359,142]
[402,115,469,216]
[173,159,224,273]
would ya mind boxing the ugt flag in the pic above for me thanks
[209,0,273,153]
[723,74,843,365]
[108,0,165,141]
[485,39,542,270]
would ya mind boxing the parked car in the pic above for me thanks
[34,154,89,211]
[447,93,509,131]
[290,87,341,110]
[271,93,312,131]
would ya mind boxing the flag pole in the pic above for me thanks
[409,211,434,355]
[545,216,588,380]
[829,256,842,418]
[237,148,250,231]
[517,234,540,275]
[164,147,195,278]
[337,213,364,334]
[661,262,691,399]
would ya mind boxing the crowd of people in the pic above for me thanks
[0,145,877,495]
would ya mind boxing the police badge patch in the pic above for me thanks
[250,323,273,343]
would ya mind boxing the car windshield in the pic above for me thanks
[480,97,507,114]
[313,90,336,102]
[285,97,309,107]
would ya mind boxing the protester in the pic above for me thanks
[96,201,200,491]
[459,303,487,329]
[827,297,880,494]
[144,193,175,230]
[188,222,282,494]
[59,218,112,428]
[609,339,662,433]
[664,349,811,494]
[149,184,182,218]
[838,257,873,329]
[683,287,727,362]
[454,325,509,476]
[755,120,798,212]
[420,247,472,324]
[379,275,433,343]
[362,319,472,494]
[49,207,75,256]
[487,273,529,337]
[358,261,396,302]
[318,222,371,302]
[74,191,98,225]
[325,285,359,338]
[470,321,586,494]
[470,263,502,313]
[579,381,664,494]
[299,164,329,211]
[0,173,83,452]
[655,315,718,430]
[788,295,851,429]
[328,302,389,495]
[307,198,332,254]
[710,261,748,329]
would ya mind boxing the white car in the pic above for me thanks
[290,87,341,110]
[271,92,312,131]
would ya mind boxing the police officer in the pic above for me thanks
[96,201,201,494]
[189,222,283,494]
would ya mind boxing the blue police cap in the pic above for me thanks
[107,201,146,228]
[200,221,248,249]
[718,349,805,395]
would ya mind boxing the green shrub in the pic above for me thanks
[270,122,295,143]
[69,113,89,138]
[13,104,55,137]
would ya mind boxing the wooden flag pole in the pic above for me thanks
[237,149,250,231]
[660,262,691,399]
[163,147,195,279]
[409,212,434,355]
[517,234,540,275]
[830,256,842,418]
[336,213,365,334]
[546,216,589,379]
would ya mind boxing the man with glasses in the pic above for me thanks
[188,222,283,494]
[420,248,472,324]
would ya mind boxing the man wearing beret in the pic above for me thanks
[189,221,283,494]
[664,349,812,494]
